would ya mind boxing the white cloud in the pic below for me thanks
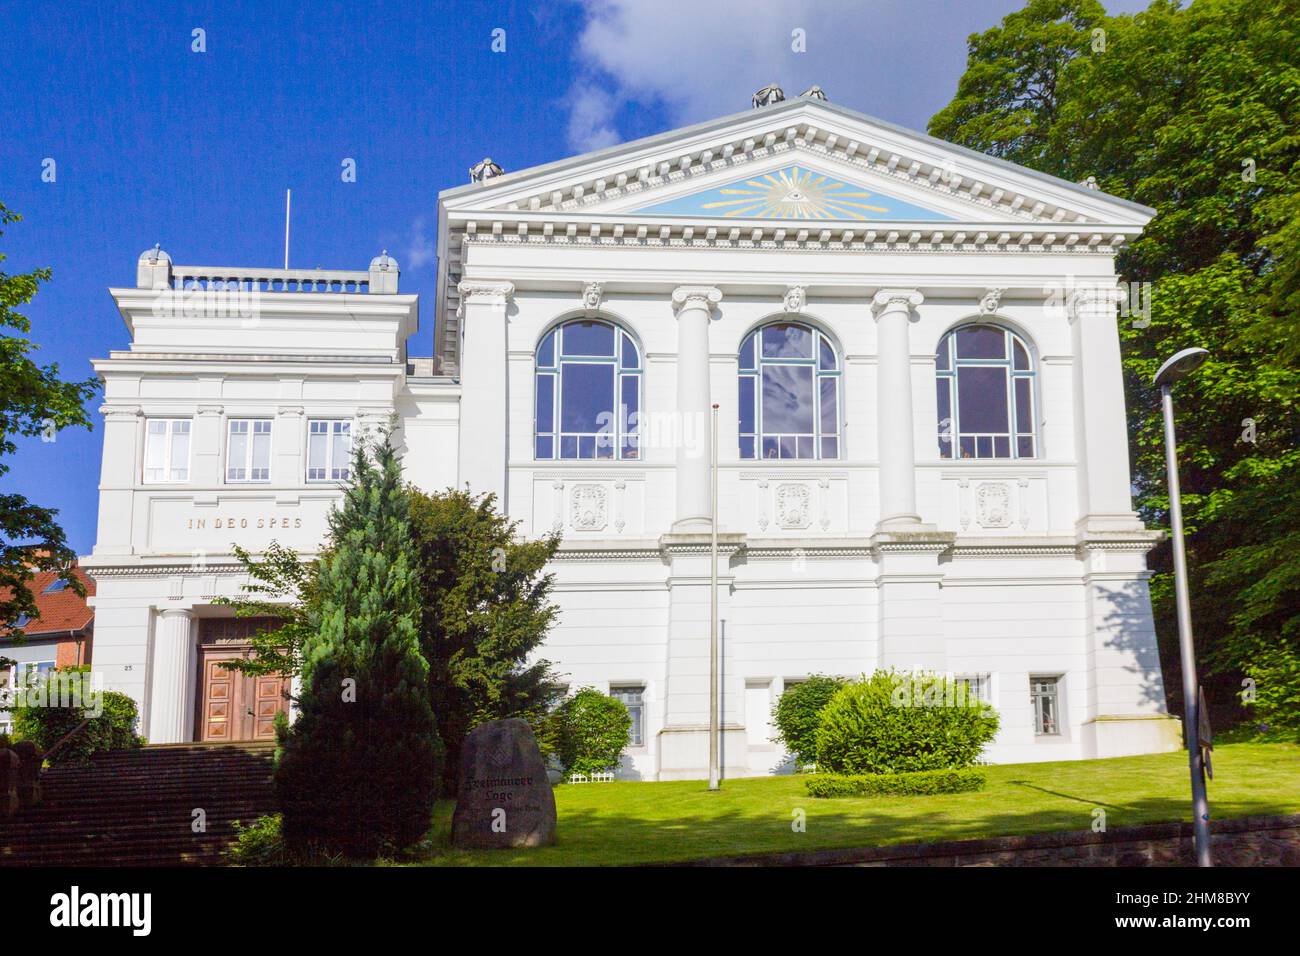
[561,0,1129,152]
[404,216,435,270]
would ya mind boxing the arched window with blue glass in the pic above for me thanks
[534,318,641,460]
[738,321,840,459]
[935,324,1037,459]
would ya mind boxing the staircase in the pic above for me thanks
[0,742,277,867]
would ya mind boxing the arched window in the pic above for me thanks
[738,322,840,459]
[936,324,1036,459]
[534,319,641,460]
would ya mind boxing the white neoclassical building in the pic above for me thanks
[83,94,1181,779]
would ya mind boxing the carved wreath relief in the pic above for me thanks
[975,482,1012,529]
[775,483,812,530]
[569,483,608,531]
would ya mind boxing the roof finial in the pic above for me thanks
[752,83,785,108]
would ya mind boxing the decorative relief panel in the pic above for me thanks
[975,482,1012,529]
[775,483,812,530]
[569,483,609,531]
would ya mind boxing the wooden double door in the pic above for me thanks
[195,617,290,742]
[196,645,290,743]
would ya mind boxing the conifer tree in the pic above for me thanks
[275,432,441,857]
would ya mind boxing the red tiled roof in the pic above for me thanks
[2,566,95,636]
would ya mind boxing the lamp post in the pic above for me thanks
[708,402,721,791]
[1153,346,1212,867]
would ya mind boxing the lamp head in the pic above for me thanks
[1153,347,1209,388]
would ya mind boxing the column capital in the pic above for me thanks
[871,288,924,316]
[1065,284,1120,323]
[158,606,195,621]
[456,280,515,310]
[671,285,722,313]
[99,404,142,421]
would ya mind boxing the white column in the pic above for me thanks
[871,289,925,530]
[149,608,197,744]
[191,405,224,486]
[670,286,721,532]
[1069,288,1143,533]
[456,280,514,508]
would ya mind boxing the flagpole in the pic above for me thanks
[708,402,720,791]
[283,189,291,269]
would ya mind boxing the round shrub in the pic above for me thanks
[10,666,143,764]
[815,670,999,775]
[546,688,632,778]
[772,675,846,765]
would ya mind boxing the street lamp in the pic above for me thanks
[1153,346,1211,867]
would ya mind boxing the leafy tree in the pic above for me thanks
[930,0,1300,728]
[407,487,562,792]
[223,485,565,795]
[771,675,846,766]
[543,687,632,778]
[274,434,441,858]
[0,203,98,635]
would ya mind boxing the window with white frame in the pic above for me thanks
[610,685,644,747]
[954,673,992,705]
[143,419,191,482]
[936,324,1037,459]
[738,322,841,459]
[226,419,273,482]
[534,319,642,460]
[307,420,351,481]
[1030,676,1062,736]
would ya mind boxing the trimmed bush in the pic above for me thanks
[815,670,999,775]
[805,767,986,798]
[10,666,143,764]
[544,687,632,778]
[771,674,846,765]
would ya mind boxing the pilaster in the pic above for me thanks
[456,279,514,507]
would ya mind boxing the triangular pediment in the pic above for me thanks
[631,162,953,222]
[440,98,1155,230]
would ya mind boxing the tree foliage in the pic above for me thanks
[406,487,562,791]
[771,674,846,766]
[274,434,441,858]
[544,687,632,778]
[931,0,1300,727]
[0,202,98,634]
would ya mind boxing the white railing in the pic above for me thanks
[566,771,616,784]
[136,248,399,293]
[169,266,371,294]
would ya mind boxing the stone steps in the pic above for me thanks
[0,742,276,867]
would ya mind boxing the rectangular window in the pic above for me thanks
[307,420,351,481]
[610,685,645,747]
[227,419,273,482]
[1030,676,1061,736]
[955,673,991,705]
[144,419,191,482]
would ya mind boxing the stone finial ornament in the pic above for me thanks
[136,243,173,289]
[469,157,505,184]
[799,85,827,101]
[752,83,785,108]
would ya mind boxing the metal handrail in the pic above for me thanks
[41,718,92,765]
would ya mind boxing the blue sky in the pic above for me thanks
[0,0,1151,553]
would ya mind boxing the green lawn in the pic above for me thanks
[403,743,1300,866]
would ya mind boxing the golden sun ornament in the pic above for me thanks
[701,165,890,219]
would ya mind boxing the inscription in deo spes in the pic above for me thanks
[186,516,303,531]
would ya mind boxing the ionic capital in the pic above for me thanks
[671,285,722,314]
[871,288,924,317]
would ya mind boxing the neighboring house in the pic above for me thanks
[0,566,96,734]
[82,91,1182,777]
